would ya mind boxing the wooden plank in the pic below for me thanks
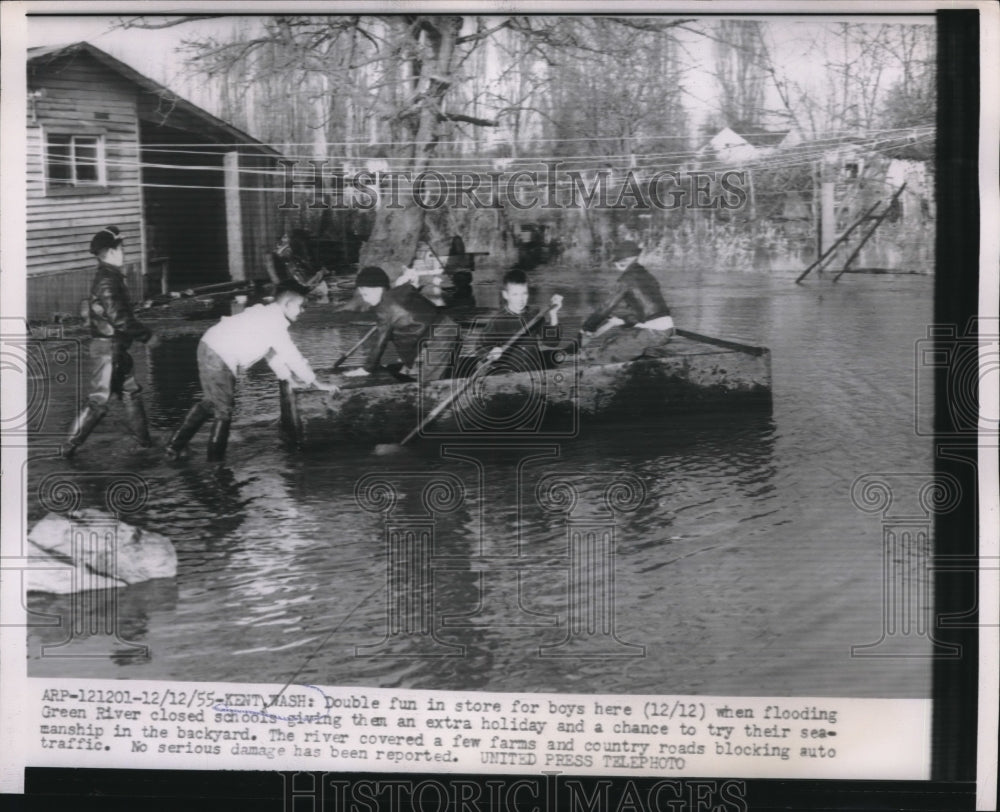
[224,151,245,281]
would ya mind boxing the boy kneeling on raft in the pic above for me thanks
[343,266,460,382]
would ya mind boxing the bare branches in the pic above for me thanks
[116,15,218,30]
[439,111,497,127]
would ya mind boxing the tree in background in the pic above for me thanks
[127,14,691,269]
[713,20,768,131]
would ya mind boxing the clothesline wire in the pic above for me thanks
[29,133,934,190]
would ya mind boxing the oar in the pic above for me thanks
[331,325,378,371]
[374,303,557,455]
[675,328,767,357]
[141,281,255,309]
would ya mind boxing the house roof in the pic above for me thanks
[28,41,280,156]
[733,127,791,147]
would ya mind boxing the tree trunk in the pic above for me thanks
[359,16,463,275]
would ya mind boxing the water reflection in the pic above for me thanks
[26,267,933,698]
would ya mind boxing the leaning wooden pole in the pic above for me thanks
[833,183,907,284]
[795,200,882,284]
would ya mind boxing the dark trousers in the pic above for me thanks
[413,316,461,382]
[580,326,675,364]
[197,341,237,418]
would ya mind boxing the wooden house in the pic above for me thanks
[698,125,800,166]
[26,41,283,321]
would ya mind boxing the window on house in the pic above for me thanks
[45,132,106,191]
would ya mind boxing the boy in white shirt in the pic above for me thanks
[166,282,336,462]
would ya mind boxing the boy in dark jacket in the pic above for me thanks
[474,269,563,373]
[342,266,460,382]
[61,226,157,458]
[580,241,675,364]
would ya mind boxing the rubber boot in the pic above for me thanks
[166,403,211,460]
[60,405,106,458]
[206,418,231,463]
[122,392,153,448]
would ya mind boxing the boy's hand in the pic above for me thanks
[395,266,419,287]
[549,294,564,312]
[343,367,370,377]
[145,333,161,350]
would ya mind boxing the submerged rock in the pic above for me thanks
[26,556,127,595]
[27,509,177,592]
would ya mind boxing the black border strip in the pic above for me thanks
[931,7,981,786]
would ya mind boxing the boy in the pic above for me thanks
[166,281,337,462]
[342,266,460,382]
[580,241,675,364]
[476,269,563,372]
[61,226,157,458]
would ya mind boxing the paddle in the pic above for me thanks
[331,325,378,372]
[674,328,767,357]
[373,303,557,455]
[141,280,253,309]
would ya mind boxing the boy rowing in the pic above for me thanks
[474,269,563,373]
[342,266,460,382]
[580,241,675,363]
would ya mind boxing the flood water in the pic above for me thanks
[26,264,935,698]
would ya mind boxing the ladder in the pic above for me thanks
[795,182,907,284]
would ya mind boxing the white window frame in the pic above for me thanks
[44,129,108,193]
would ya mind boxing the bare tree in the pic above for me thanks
[124,14,691,267]
[713,20,768,129]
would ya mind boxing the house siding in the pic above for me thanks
[27,53,144,319]
[26,44,283,322]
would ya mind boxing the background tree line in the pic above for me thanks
[130,15,935,272]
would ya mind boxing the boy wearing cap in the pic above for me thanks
[165,281,337,462]
[580,241,675,364]
[343,266,460,382]
[475,268,563,372]
[61,226,157,458]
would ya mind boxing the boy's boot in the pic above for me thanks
[122,392,153,448]
[59,404,106,458]
[206,418,231,462]
[165,403,211,460]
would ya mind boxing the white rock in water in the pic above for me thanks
[25,544,127,594]
[28,509,177,586]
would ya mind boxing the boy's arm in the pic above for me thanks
[581,286,625,334]
[95,274,153,342]
[360,313,393,374]
[267,343,315,387]
[543,294,563,343]
[266,323,318,387]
